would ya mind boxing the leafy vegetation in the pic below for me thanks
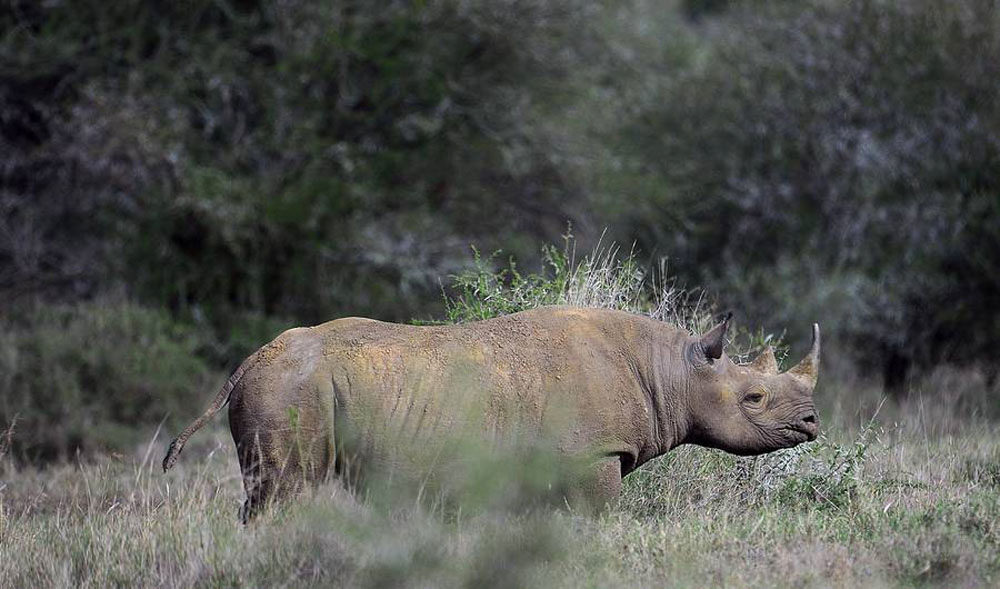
[1,0,603,322]
[442,233,784,365]
[0,304,218,460]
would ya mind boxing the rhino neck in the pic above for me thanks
[637,324,692,462]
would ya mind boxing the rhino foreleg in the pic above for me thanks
[566,456,622,513]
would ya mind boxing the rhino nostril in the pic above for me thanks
[802,414,816,424]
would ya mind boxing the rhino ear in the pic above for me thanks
[698,312,732,361]
[748,346,779,375]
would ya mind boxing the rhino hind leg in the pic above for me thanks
[235,432,276,523]
[239,474,270,524]
[235,426,333,523]
[239,471,295,523]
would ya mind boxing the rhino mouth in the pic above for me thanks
[781,426,817,443]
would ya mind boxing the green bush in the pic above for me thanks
[0,303,219,461]
[439,234,787,365]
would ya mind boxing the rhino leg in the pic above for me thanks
[234,431,279,523]
[230,389,335,523]
[566,456,622,513]
[234,424,334,522]
[238,461,269,524]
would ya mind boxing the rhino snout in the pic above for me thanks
[795,411,819,441]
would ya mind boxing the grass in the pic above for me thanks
[2,409,997,587]
[2,239,998,587]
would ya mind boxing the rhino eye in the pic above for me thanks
[742,388,767,405]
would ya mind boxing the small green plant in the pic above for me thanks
[440,243,571,323]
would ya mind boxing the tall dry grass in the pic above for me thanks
[2,403,997,587]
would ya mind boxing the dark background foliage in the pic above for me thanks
[2,0,998,459]
[614,0,1000,389]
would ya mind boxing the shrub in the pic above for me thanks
[440,232,785,363]
[442,232,707,328]
[0,303,219,461]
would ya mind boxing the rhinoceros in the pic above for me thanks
[163,306,819,520]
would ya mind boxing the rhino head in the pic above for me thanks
[682,315,820,455]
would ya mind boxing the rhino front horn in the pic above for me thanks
[787,323,821,388]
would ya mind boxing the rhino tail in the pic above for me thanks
[162,351,259,472]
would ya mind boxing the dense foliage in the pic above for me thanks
[1,0,603,321]
[0,304,216,460]
[616,0,1000,385]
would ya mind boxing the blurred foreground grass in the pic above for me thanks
[1,405,998,587]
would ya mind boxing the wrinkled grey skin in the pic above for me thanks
[163,306,819,521]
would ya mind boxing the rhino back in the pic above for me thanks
[314,308,662,465]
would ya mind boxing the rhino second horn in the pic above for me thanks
[787,323,821,388]
[748,346,779,374]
